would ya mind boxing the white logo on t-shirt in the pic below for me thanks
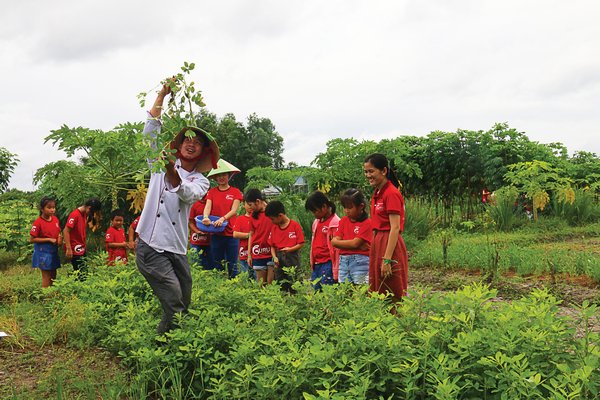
[354,226,360,234]
[226,194,234,200]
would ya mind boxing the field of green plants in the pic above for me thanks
[1,253,599,399]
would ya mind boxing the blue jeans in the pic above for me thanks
[338,254,370,284]
[190,244,213,270]
[311,260,336,290]
[210,235,240,278]
[238,259,256,280]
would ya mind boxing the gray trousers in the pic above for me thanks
[136,239,192,335]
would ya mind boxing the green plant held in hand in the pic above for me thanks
[136,62,213,176]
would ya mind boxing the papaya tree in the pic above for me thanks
[504,160,574,221]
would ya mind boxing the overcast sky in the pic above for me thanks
[2,0,599,191]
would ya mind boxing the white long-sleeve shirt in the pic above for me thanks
[136,114,209,254]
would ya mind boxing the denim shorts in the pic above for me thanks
[338,254,370,284]
[252,258,272,271]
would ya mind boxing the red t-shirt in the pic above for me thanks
[249,211,272,259]
[268,219,305,251]
[335,216,372,256]
[130,215,140,232]
[189,200,210,246]
[370,180,405,231]
[30,216,61,240]
[206,186,243,236]
[233,214,251,260]
[312,214,336,264]
[65,208,87,255]
[105,226,127,264]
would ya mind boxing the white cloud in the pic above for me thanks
[1,0,599,191]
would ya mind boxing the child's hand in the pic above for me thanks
[213,217,225,227]
[201,217,211,226]
[49,238,57,245]
[65,248,73,260]
[281,247,290,253]
[273,256,279,266]
[127,242,135,250]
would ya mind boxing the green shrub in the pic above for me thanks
[552,189,599,226]
[486,186,520,231]
[28,254,599,399]
[404,198,435,240]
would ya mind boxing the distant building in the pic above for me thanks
[262,185,282,198]
[292,176,308,194]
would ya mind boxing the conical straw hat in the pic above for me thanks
[207,158,240,178]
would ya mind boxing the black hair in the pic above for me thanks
[39,197,56,215]
[364,153,400,188]
[110,209,125,220]
[84,198,102,224]
[339,188,368,222]
[305,190,336,215]
[265,200,285,217]
[84,198,102,212]
[244,188,265,219]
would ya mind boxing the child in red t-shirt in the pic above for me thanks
[331,189,372,285]
[188,197,213,269]
[201,165,243,278]
[305,191,340,290]
[127,214,140,251]
[105,210,128,265]
[233,201,255,279]
[244,189,273,285]
[266,200,305,293]
[29,197,62,287]
[63,198,102,278]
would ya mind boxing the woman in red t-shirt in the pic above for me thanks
[364,153,408,302]
[331,188,371,285]
[201,163,243,278]
[29,197,62,287]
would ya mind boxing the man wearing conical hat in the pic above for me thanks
[136,79,220,335]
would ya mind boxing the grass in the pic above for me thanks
[409,220,600,282]
[0,264,130,399]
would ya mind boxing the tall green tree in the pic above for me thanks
[0,147,19,193]
[196,111,284,190]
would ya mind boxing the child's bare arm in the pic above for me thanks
[331,237,367,250]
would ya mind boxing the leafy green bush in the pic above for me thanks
[486,186,520,231]
[31,255,600,399]
[404,198,435,240]
[0,199,38,260]
[552,189,599,226]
